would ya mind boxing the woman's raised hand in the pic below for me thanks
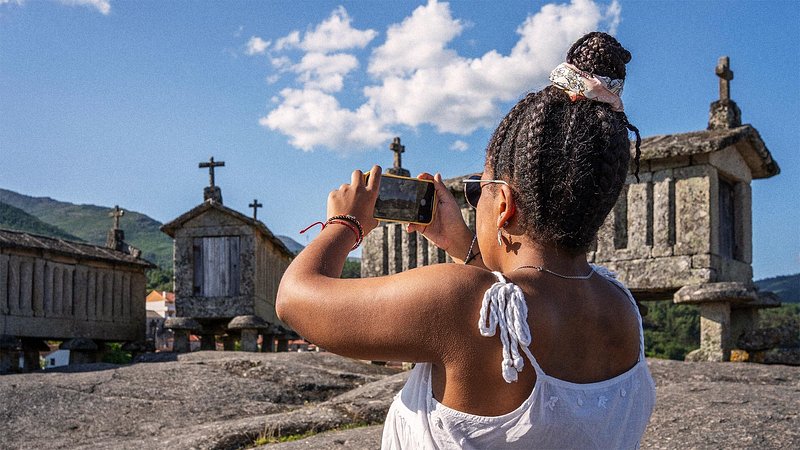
[407,173,473,260]
[327,165,381,235]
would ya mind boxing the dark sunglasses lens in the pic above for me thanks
[465,176,482,208]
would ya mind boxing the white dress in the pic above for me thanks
[381,266,656,449]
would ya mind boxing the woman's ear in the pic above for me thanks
[495,184,516,228]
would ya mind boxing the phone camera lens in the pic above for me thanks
[420,199,427,206]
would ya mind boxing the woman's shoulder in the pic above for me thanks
[393,263,500,319]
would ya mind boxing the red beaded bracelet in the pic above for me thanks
[299,215,364,251]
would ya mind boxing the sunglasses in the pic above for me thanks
[462,175,509,209]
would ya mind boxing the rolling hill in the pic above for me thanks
[756,273,800,304]
[0,188,172,268]
[0,201,82,242]
[0,188,308,272]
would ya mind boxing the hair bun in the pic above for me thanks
[566,32,631,80]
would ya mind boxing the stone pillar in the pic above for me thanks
[0,335,20,374]
[240,329,259,352]
[261,334,274,352]
[199,333,216,351]
[20,338,49,372]
[60,338,100,365]
[276,338,289,352]
[165,317,201,353]
[220,334,235,351]
[699,302,731,362]
[227,315,268,353]
[675,282,758,362]
[173,332,191,353]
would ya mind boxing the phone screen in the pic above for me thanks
[368,174,436,224]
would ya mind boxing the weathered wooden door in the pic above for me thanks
[192,236,240,296]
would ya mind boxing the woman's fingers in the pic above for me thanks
[366,165,381,191]
[351,169,363,187]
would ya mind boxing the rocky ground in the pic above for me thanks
[0,352,797,449]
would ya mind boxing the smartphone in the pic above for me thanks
[364,173,436,225]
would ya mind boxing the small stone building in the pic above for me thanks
[362,57,783,363]
[0,223,153,373]
[161,158,294,353]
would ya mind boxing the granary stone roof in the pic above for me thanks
[637,124,780,178]
[442,125,779,184]
[0,228,155,268]
[159,201,294,258]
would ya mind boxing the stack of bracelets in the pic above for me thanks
[300,214,364,251]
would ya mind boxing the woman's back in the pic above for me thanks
[382,267,656,449]
[432,265,643,417]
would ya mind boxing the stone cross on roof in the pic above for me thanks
[249,199,263,220]
[199,157,225,187]
[715,56,733,101]
[109,205,124,230]
[390,137,405,170]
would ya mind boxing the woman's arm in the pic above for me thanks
[276,166,495,363]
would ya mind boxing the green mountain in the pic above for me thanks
[0,202,83,241]
[756,273,800,304]
[0,188,172,268]
[276,235,305,254]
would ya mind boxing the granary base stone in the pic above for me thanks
[21,338,49,371]
[228,315,269,353]
[675,282,759,362]
[223,334,237,351]
[60,338,100,365]
[240,329,259,352]
[200,333,216,350]
[165,317,201,353]
[0,335,20,374]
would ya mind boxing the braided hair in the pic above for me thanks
[486,32,641,254]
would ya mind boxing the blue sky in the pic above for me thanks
[0,0,798,279]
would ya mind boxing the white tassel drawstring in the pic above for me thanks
[478,272,537,383]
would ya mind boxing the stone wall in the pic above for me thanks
[591,149,754,300]
[0,249,146,342]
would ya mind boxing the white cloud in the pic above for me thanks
[450,140,469,152]
[368,0,462,77]
[292,52,359,92]
[259,0,622,152]
[260,88,391,151]
[57,0,110,15]
[275,6,377,53]
[245,36,270,55]
[275,31,300,51]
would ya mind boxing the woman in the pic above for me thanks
[277,32,655,449]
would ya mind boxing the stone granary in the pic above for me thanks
[0,211,153,373]
[592,56,780,362]
[160,157,294,353]
[362,57,782,363]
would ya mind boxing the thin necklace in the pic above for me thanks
[513,265,595,280]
